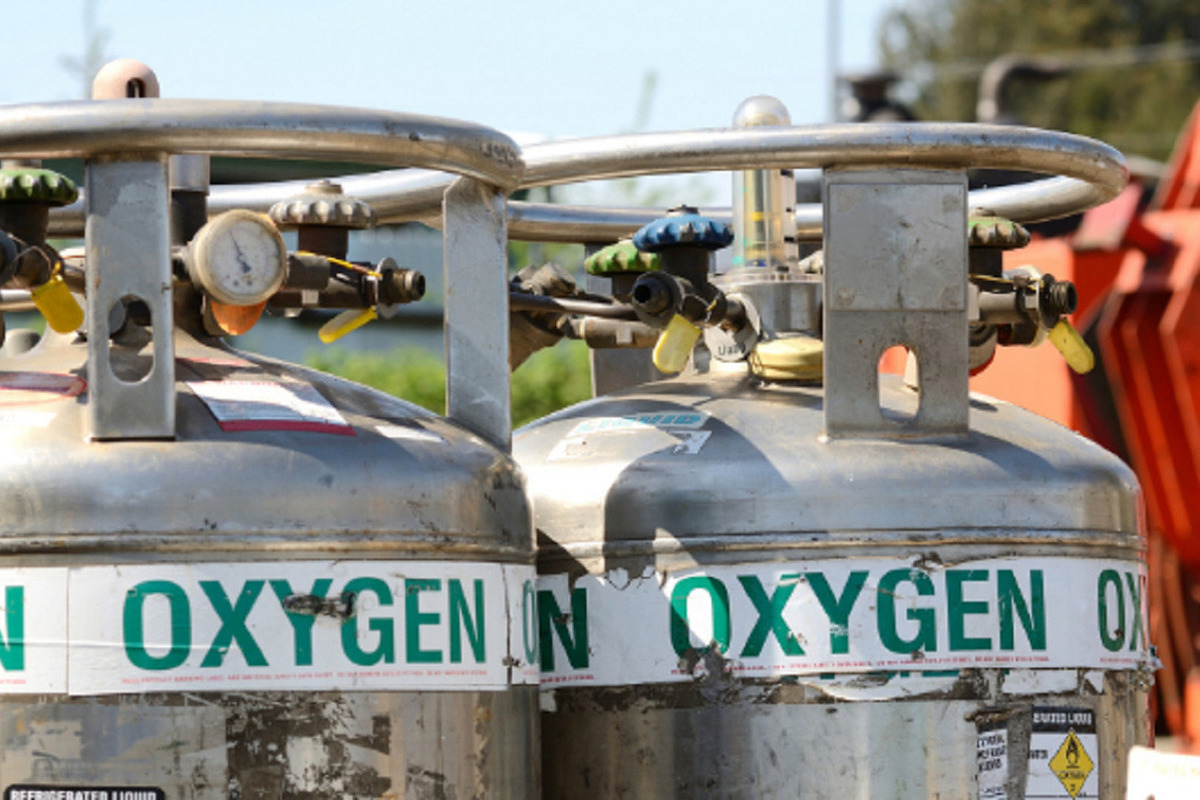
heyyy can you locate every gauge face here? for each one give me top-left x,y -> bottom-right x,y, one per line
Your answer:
188,210 -> 287,306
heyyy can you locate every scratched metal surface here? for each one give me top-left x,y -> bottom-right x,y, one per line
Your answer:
0,332 -> 538,798
0,333 -> 530,557
515,372 -> 1147,798
517,372 -> 1140,571
0,690 -> 538,799
539,675 -> 1144,799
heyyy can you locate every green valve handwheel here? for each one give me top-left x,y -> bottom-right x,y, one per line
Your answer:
0,167 -> 83,335
0,167 -> 79,206
585,239 -> 659,276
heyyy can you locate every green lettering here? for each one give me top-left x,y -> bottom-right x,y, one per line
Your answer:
269,578 -> 333,666
877,569 -> 936,654
341,577 -> 395,666
807,571 -> 868,654
947,570 -> 991,651
998,570 -> 1045,651
1097,569 -> 1125,652
449,579 -> 485,663
1125,571 -> 1144,652
670,576 -> 731,656
200,580 -> 267,668
124,580 -> 191,671
538,588 -> 589,670
405,578 -> 442,664
738,575 -> 802,657
0,587 -> 23,671
522,580 -> 539,665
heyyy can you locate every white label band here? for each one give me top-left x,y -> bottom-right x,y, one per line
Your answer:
0,561 -> 538,695
537,556 -> 1150,687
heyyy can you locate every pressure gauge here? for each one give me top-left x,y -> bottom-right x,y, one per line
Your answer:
187,210 -> 287,306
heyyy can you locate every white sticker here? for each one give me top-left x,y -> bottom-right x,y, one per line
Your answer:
537,557 -> 1149,687
0,372 -> 85,405
1026,707 -> 1098,799
0,410 -> 56,428
566,411 -> 710,436
671,430 -> 712,454
976,722 -> 1009,799
549,411 -> 712,460
1126,745 -> 1200,800
0,568 -> 69,694
376,424 -> 445,444
67,561 -> 537,695
187,380 -> 353,435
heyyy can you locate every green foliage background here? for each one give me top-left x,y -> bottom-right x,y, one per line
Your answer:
307,239 -> 594,428
880,0 -> 1200,160
307,338 -> 593,429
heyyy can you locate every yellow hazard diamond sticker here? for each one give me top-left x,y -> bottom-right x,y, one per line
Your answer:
1048,729 -> 1094,797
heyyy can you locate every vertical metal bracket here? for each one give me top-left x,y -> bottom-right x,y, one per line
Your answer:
85,157 -> 175,440
822,168 -> 968,437
443,177 -> 512,449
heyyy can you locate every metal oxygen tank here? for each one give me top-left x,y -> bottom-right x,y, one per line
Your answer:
0,61 -> 538,798
514,103 -> 1151,798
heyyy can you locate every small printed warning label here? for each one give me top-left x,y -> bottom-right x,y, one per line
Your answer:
976,720 -> 1009,799
1048,730 -> 1094,797
548,411 -> 712,460
1027,707 -> 1098,799
0,372 -> 85,405
4,786 -> 165,800
187,380 -> 353,435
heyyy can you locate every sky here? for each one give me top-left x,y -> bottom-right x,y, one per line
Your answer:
0,0 -> 898,139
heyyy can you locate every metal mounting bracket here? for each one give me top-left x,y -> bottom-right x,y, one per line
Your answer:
85,156 -> 175,440
822,168 -> 968,438
443,176 -> 512,449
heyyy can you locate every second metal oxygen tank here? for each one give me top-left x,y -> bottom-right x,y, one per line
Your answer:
515,109 -> 1151,798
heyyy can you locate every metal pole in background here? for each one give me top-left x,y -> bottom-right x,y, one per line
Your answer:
828,0 -> 842,121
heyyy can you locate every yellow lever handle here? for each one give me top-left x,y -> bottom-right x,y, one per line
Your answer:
652,314 -> 701,374
31,275 -> 84,334
1048,319 -> 1094,374
318,308 -> 377,344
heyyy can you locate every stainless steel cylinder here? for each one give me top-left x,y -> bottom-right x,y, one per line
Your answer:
514,372 -> 1149,798
0,331 -> 539,797
512,126 -> 1144,799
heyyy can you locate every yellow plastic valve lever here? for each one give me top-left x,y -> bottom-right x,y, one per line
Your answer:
1048,319 -> 1094,374
318,308 -> 377,344
652,314 -> 701,374
31,275 -> 83,334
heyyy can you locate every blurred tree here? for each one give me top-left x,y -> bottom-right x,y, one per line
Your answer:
879,0 -> 1200,159
59,0 -> 111,99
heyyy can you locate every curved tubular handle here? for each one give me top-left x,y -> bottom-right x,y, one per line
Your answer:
0,99 -> 523,191
51,122 -> 1124,241
9,99 -> 522,445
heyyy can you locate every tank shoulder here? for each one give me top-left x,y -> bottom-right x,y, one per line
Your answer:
513,372 -> 1140,545
0,334 -> 530,556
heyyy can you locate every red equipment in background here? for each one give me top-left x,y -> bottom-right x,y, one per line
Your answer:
970,102 -> 1200,747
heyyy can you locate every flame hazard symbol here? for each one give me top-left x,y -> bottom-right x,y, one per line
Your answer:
1048,730 -> 1094,798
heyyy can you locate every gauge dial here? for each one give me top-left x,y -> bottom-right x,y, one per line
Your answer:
187,210 -> 287,306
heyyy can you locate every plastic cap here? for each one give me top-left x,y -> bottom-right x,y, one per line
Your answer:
210,300 -> 266,336
318,308 -> 377,344
31,275 -> 84,333
1048,319 -> 1094,374
652,314 -> 701,373
748,336 -> 824,381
